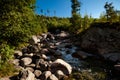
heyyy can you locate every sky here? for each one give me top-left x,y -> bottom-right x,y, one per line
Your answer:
35,0 -> 120,18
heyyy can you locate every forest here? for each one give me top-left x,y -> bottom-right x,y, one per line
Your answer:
0,0 -> 120,80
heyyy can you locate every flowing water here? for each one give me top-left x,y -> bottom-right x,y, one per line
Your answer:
47,31 -> 118,80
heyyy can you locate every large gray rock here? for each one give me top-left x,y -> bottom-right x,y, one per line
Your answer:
72,51 -> 92,59
103,53 -> 120,62
40,71 -> 52,80
80,27 -> 120,55
55,70 -> 65,79
50,59 -> 72,75
20,57 -> 32,66
35,59 -> 49,71
12,59 -> 20,66
25,67 -> 34,72
18,69 -> 35,80
48,74 -> 58,80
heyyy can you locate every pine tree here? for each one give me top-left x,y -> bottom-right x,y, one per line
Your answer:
104,2 -> 117,22
71,0 -> 80,15
70,0 -> 81,33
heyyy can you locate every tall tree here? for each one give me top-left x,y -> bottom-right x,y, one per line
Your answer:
71,0 -> 80,15
104,2 -> 117,22
70,0 -> 81,33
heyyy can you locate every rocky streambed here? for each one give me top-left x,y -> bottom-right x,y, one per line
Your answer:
1,30 -> 120,80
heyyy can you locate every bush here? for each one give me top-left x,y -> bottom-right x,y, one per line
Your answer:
0,42 -> 16,77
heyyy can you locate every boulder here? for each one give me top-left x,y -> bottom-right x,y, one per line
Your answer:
41,33 -> 47,39
22,47 -> 28,54
34,70 -> 42,78
80,27 -> 120,55
47,32 -> 55,40
50,59 -> 72,75
26,63 -> 36,68
40,48 -> 49,54
55,70 -> 65,79
72,51 -> 92,59
27,45 -> 39,53
103,53 -> 120,62
29,35 -> 40,45
48,74 -> 58,80
48,49 -> 62,57
25,67 -> 34,72
12,59 -> 20,66
20,57 -> 32,66
14,50 -> 23,58
18,69 -> 35,80
23,53 -> 34,57
40,71 -> 52,80
35,59 -> 49,71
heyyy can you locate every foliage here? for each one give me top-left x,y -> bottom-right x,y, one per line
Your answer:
0,42 -> 16,77
70,14 -> 82,33
66,71 -> 106,80
37,15 -> 71,32
98,12 -> 107,22
0,42 -> 14,63
0,62 -> 17,77
0,0 -> 42,46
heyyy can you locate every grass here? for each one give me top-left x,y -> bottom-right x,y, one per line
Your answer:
0,62 -> 18,78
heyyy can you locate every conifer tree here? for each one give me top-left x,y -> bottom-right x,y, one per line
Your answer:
70,0 -> 81,33
104,2 -> 117,22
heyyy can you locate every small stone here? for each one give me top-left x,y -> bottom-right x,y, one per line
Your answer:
14,50 -> 23,58
34,70 -> 42,78
29,35 -> 40,45
41,54 -> 48,60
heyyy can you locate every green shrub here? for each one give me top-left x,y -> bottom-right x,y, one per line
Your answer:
0,42 -> 16,77
0,42 -> 14,63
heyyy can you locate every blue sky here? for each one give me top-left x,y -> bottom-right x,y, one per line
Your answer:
35,0 -> 120,18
